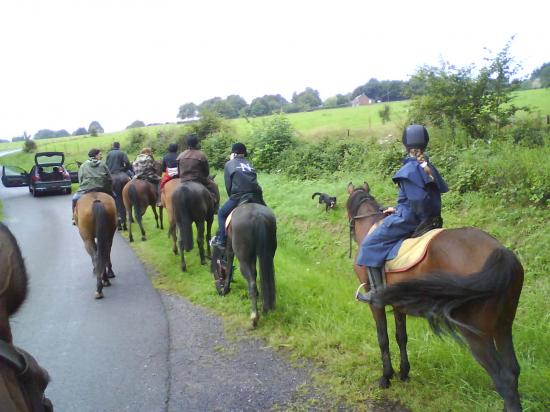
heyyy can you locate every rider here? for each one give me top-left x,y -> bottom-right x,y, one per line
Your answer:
176,134 -> 220,212
355,124 -> 448,303
132,147 -> 162,206
105,141 -> 133,177
160,143 -> 180,187
210,142 -> 265,250
72,148 -> 113,224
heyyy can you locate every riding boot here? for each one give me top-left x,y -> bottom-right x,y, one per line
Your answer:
355,266 -> 384,304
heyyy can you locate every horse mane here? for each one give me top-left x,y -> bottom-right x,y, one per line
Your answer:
347,189 -> 380,218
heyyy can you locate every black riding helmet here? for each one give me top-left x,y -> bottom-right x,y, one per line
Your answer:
231,142 -> 247,157
402,124 -> 429,150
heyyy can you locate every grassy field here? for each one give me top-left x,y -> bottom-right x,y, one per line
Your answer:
1,89 -> 549,410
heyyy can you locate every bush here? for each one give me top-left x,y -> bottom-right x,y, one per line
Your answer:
251,115 -> 295,172
22,138 -> 37,153
202,131 -> 233,170
127,129 -> 148,153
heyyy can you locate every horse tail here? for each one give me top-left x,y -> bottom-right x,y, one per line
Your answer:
128,183 -> 140,225
374,247 -> 523,340
174,186 -> 193,252
312,192 -> 321,199
256,215 -> 277,311
93,200 -> 110,277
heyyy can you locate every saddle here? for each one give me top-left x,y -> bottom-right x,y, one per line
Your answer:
385,228 -> 444,273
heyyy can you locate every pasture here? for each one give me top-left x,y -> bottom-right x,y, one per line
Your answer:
1,91 -> 549,410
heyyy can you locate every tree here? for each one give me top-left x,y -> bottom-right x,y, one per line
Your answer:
291,87 -> 322,110
188,110 -> 226,140
408,39 -> 525,141
178,102 -> 198,120
126,120 -> 146,129
378,104 -> 391,124
251,115 -> 295,172
88,121 -> 104,135
22,132 -> 36,152
528,62 -> 550,89
73,127 -> 88,136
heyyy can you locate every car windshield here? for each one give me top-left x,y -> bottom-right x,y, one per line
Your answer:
36,153 -> 63,165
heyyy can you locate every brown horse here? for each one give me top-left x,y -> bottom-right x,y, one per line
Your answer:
111,171 -> 131,231
122,179 -> 160,242
159,178 -> 183,255
74,192 -> 117,299
347,182 -> 524,411
0,222 -> 53,411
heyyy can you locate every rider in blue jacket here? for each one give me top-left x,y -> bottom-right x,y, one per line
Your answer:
356,124 -> 448,303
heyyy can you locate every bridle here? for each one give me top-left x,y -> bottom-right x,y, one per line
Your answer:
348,189 -> 384,258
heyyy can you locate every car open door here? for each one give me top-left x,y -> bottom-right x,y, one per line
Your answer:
1,165 -> 29,187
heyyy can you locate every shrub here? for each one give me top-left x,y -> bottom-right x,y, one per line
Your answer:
202,131 -> 233,170
22,138 -> 37,153
251,115 -> 295,172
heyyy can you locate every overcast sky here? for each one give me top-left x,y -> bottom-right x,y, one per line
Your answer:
0,0 -> 548,139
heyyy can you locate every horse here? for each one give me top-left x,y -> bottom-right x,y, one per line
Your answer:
111,171 -> 131,231
159,178 -> 183,256
171,181 -> 215,271
0,222 -> 53,411
210,203 -> 277,328
122,178 -> 160,242
346,182 -> 524,411
74,192 -> 117,299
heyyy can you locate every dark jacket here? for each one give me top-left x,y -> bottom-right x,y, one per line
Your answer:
161,152 -> 179,171
177,149 -> 210,183
356,156 -> 448,267
223,156 -> 262,200
105,148 -> 132,173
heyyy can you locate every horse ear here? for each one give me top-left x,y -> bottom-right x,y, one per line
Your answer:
363,181 -> 370,193
347,182 -> 354,194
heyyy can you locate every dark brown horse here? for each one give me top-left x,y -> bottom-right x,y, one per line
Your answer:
211,203 -> 277,328
347,182 -> 524,411
172,181 -> 215,271
111,171 -> 131,231
74,192 -> 117,299
0,222 -> 53,411
122,179 -> 160,242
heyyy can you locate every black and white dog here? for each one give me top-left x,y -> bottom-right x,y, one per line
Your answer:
312,192 -> 337,211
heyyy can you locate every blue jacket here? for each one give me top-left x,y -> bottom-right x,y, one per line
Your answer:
356,157 -> 448,267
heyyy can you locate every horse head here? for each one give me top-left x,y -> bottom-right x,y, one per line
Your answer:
210,244 -> 232,296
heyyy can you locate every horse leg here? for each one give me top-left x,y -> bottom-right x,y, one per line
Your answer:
240,258 -> 260,328
106,238 -> 115,278
83,239 -> 97,274
178,237 -> 187,272
494,326 -> 522,411
170,223 -> 178,255
159,205 -> 164,230
137,211 -> 147,241
127,210 -> 134,242
196,220 -> 206,265
393,309 -> 410,381
370,305 -> 394,388
152,204 -> 160,229
206,217 -> 213,258
463,332 -> 521,412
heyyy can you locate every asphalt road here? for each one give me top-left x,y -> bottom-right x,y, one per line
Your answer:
0,182 -> 321,411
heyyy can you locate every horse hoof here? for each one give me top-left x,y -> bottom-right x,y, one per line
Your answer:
141,236 -> 146,241
201,259 -> 207,265
129,237 -> 134,242
95,292 -> 104,299
250,313 -> 259,328
102,279 -> 111,287
107,272 -> 116,279
181,265 -> 187,272
379,376 -> 391,389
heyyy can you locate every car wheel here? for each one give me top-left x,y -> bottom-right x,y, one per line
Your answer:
31,187 -> 38,197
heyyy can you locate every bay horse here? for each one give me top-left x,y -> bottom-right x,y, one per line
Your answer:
210,203 -> 277,328
74,192 -> 117,299
122,178 -> 160,242
0,222 -> 53,411
347,182 -> 524,411
111,171 -> 131,231
172,181 -> 215,271
159,178 -> 183,256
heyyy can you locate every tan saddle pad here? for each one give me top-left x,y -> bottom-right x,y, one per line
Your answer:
385,229 -> 444,273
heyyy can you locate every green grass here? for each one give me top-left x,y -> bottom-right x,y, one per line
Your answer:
116,170 -> 549,411
514,88 -> 550,116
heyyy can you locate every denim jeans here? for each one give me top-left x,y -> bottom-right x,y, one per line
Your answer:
216,197 -> 239,243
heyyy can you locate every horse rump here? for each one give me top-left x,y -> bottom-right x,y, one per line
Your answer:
373,247 -> 523,339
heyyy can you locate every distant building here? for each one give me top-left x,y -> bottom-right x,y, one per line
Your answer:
351,94 -> 373,107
